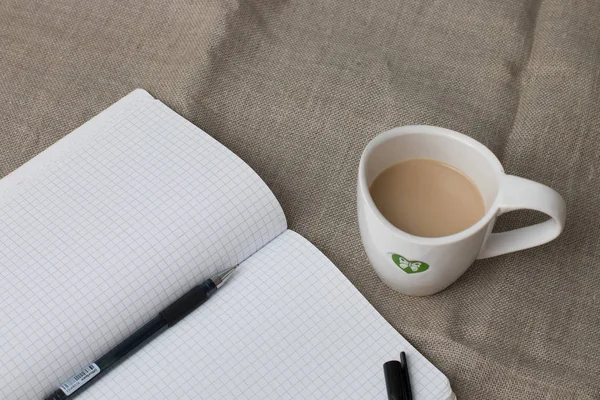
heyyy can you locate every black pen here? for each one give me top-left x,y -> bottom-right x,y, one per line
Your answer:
400,351 -> 413,400
44,266 -> 237,400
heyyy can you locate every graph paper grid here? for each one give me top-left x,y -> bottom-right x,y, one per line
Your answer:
80,230 -> 452,399
0,90 -> 451,399
0,91 -> 286,400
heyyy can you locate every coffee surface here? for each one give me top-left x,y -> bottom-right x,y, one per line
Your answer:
369,158 -> 485,237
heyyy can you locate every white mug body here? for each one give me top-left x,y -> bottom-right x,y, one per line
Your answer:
357,125 -> 565,296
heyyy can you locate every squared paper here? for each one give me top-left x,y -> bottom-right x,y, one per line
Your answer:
0,91 -> 286,399
0,90 -> 452,399
80,231 -> 452,399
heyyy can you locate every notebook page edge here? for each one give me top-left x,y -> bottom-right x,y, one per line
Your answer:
149,97 -> 288,232
0,89 -> 153,201
147,94 -> 289,260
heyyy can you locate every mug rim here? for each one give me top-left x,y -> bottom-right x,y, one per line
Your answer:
358,125 -> 505,245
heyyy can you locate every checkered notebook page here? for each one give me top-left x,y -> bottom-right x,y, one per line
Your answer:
79,230 -> 452,399
0,91 -> 286,400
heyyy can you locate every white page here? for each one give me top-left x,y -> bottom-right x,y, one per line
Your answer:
78,230 -> 452,400
0,91 -> 287,400
0,89 -> 151,198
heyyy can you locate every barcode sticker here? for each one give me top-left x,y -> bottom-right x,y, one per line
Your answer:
59,363 -> 100,395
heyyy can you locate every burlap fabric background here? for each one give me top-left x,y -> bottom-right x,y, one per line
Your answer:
1,1 -> 599,398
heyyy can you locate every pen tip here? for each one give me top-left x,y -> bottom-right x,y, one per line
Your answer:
212,265 -> 238,288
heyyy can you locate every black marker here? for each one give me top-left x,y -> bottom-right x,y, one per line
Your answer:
44,266 -> 237,400
383,360 -> 404,400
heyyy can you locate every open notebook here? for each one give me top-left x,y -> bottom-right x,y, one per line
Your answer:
0,90 -> 454,400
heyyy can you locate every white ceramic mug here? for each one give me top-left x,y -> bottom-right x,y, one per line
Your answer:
357,125 -> 566,296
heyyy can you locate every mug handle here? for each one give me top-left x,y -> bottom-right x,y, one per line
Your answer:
476,175 -> 566,259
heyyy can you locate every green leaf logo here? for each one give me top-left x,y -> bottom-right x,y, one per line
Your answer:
391,254 -> 429,274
